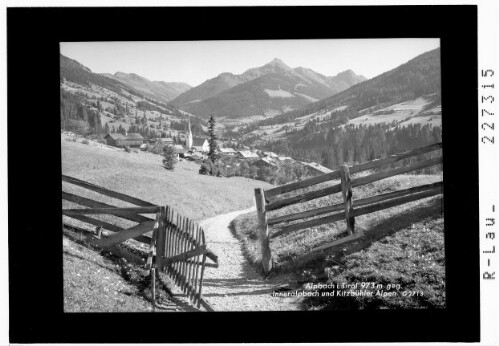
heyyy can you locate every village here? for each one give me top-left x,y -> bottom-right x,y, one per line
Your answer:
78,117 -> 334,182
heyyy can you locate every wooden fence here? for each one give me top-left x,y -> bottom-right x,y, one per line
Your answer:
254,142 -> 443,274
62,175 -> 217,311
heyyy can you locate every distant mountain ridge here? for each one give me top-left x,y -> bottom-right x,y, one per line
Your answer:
170,58 -> 366,118
60,54 -> 136,96
262,47 -> 442,125
102,72 -> 191,103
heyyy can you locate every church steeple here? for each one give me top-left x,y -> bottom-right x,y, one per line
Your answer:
186,117 -> 193,149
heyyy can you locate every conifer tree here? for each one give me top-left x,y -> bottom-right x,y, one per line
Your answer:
208,115 -> 219,162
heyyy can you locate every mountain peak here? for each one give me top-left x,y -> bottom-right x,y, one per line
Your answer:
331,69 -> 368,84
265,58 -> 290,70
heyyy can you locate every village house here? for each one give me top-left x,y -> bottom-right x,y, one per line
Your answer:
157,137 -> 174,145
303,162 -> 333,175
187,153 -> 205,162
237,150 -> 260,160
218,147 -> 237,156
191,138 -> 209,153
172,144 -> 190,158
276,156 -> 295,163
104,133 -> 144,148
263,151 -> 278,158
253,156 -> 276,168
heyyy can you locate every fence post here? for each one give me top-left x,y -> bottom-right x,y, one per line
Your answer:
339,164 -> 355,235
151,267 -> 156,311
255,188 -> 272,275
155,206 -> 167,270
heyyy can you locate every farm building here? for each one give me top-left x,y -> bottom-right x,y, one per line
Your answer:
104,133 -> 144,148
173,144 -> 190,158
218,147 -> 237,156
304,162 -> 333,174
263,151 -> 278,158
276,156 -> 295,162
253,156 -> 276,167
187,154 -> 205,162
191,138 -> 209,152
237,150 -> 260,160
157,137 -> 174,145
124,133 -> 144,147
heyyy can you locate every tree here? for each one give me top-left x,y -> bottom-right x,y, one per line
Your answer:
162,146 -> 178,170
239,161 -> 249,177
248,166 -> 258,180
208,115 -> 219,162
104,122 -> 110,134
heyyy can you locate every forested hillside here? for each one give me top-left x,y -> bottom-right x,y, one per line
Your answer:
60,89 -> 103,135
260,123 -> 442,170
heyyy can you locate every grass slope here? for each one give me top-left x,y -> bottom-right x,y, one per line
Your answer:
304,217 -> 445,309
63,236 -> 153,312
62,138 -> 274,222
232,174 -> 442,268
231,173 -> 444,309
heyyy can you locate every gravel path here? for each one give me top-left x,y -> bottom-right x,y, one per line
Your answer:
166,207 -> 302,311
197,207 -> 302,311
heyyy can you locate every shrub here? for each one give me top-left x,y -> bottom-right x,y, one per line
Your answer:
81,139 -> 90,145
199,159 -> 213,175
124,146 -> 131,153
162,146 -> 178,170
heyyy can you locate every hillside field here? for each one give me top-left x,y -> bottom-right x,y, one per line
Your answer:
61,137 -> 274,223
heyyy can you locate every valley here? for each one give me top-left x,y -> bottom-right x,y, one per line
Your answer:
60,41 -> 445,313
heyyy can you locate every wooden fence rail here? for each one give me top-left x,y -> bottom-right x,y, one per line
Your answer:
254,142 -> 443,274
62,176 -> 217,311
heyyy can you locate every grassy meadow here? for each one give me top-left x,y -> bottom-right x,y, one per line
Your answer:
62,137 -> 273,224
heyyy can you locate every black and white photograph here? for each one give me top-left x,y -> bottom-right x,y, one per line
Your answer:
60,39 -> 445,312
7,5 -> 485,343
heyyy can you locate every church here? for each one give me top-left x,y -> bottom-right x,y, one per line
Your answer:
186,118 -> 209,152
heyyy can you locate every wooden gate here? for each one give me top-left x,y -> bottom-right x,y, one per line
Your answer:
151,206 -> 213,311
62,175 -> 217,311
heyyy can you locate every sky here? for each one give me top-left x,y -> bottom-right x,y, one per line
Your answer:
60,39 -> 440,87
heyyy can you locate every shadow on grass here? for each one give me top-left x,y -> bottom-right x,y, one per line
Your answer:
63,250 -> 116,273
337,196 -> 443,260
63,227 -> 200,312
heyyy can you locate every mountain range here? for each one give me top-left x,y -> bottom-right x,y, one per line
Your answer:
260,47 -> 442,126
101,72 -> 191,103
171,58 -> 366,118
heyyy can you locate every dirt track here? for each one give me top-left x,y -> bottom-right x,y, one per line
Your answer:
168,207 -> 302,311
